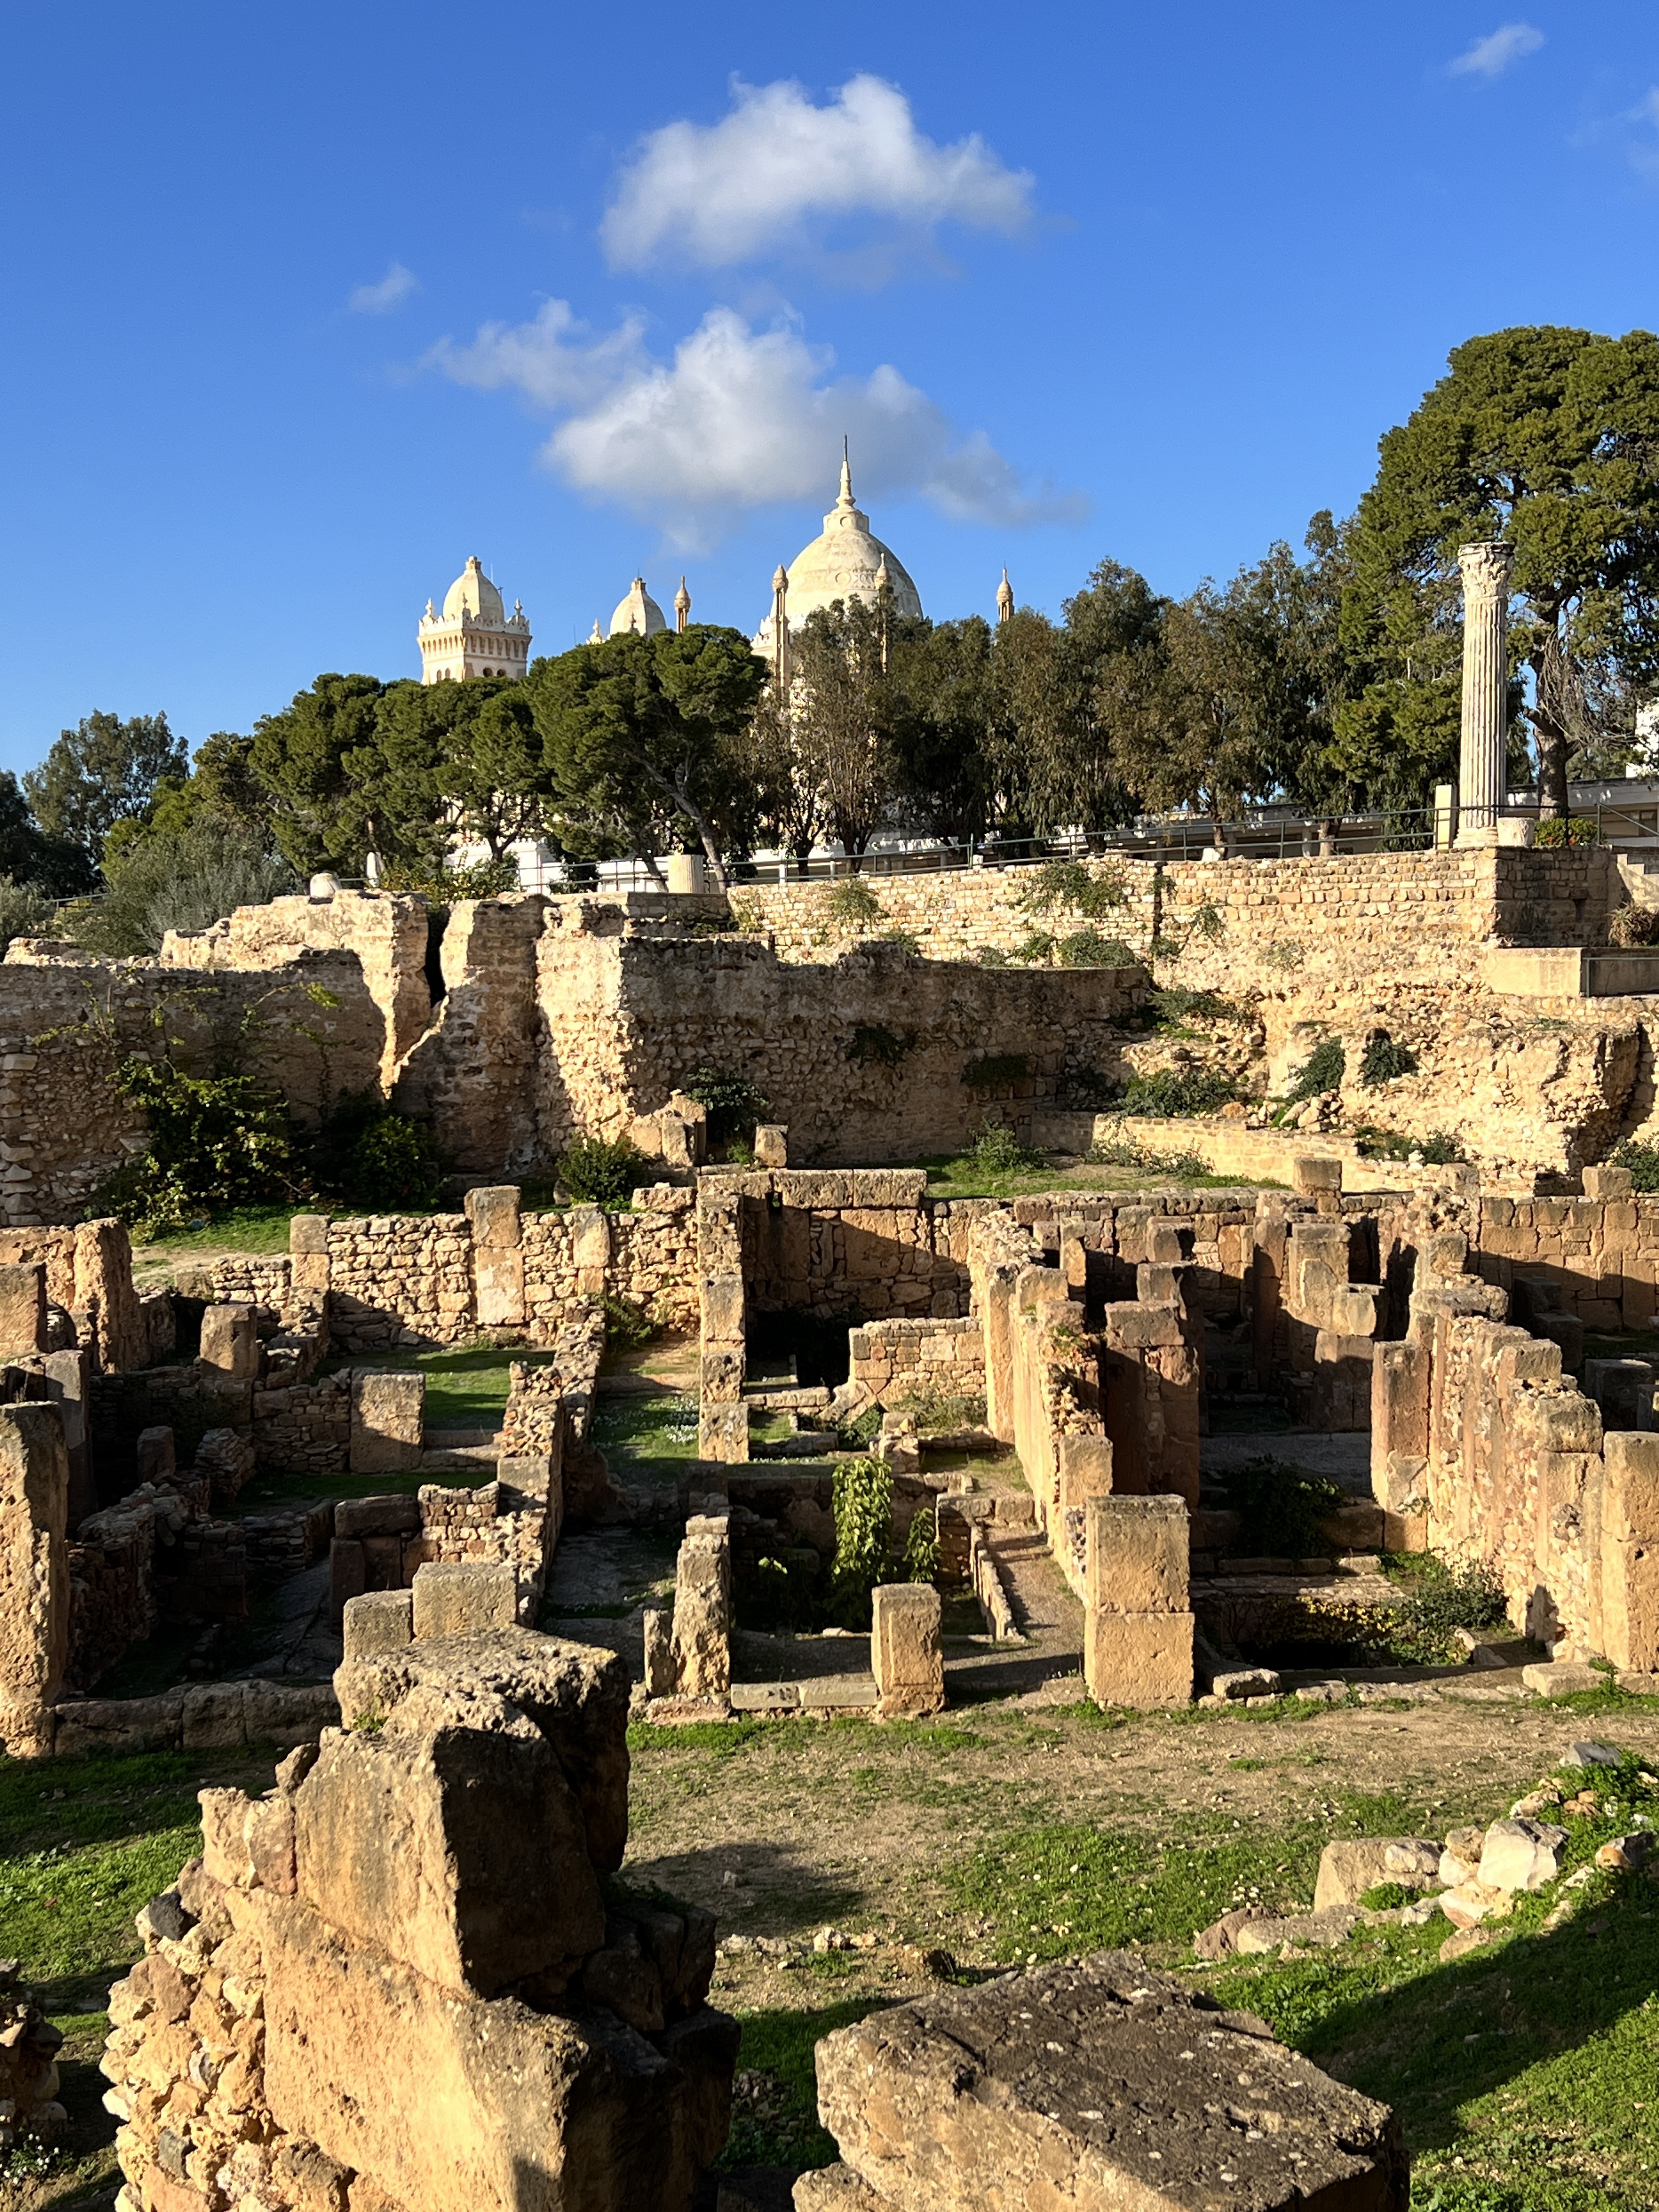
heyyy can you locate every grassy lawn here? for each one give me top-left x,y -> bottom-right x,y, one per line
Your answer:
590,1391 -> 701,1483
328,1340 -> 565,1428
0,1743 -> 281,2208
914,1149 -> 1265,1200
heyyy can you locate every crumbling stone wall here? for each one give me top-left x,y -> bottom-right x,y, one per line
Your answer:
101,1619 -> 737,2212
0,950 -> 384,1225
1372,1283 -> 1659,1668
0,1401 -> 69,1754
739,845 -> 1619,981
161,885 -> 432,1079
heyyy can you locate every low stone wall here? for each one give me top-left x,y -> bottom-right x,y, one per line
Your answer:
736,844 -> 1619,982
846,1314 -> 985,1413
1373,1279 -> 1659,1667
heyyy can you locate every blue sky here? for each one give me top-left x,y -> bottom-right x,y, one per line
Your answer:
2,2 -> 1657,778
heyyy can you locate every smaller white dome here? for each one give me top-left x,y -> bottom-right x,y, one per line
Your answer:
610,576 -> 666,637
442,555 -> 505,626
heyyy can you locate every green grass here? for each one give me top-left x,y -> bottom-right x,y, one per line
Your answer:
914,1150 -> 1249,1200
331,1341 -> 565,1429
132,1203 -> 300,1259
717,1998 -> 882,2171
590,1392 -> 701,1474
0,1746 -> 271,2007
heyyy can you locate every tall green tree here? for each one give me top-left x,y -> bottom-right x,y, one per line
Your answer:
248,674 -> 388,874
1341,325 -> 1659,817
886,614 -> 1001,843
24,710 -> 187,867
526,625 -> 765,889
988,561 -> 1163,832
786,596 -> 900,866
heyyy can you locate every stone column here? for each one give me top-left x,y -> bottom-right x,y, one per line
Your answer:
1455,540 -> 1514,846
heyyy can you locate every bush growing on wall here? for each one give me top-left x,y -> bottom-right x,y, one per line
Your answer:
1359,1029 -> 1418,1086
557,1135 -> 650,1207
97,1062 -> 296,1237
829,1455 -> 894,1629
684,1068 -> 772,1151
311,1090 -> 443,1210
1114,1067 -> 1238,1118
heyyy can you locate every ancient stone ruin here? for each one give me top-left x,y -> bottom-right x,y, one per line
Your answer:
101,1602 -> 737,2212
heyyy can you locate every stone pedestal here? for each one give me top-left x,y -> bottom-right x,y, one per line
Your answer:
1454,540 -> 1515,847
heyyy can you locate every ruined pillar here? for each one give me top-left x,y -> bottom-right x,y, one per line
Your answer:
466,1184 -> 525,1328
1082,1493 -> 1193,1710
0,1402 -> 70,1755
1454,540 -> 1514,846
871,1583 -> 944,1717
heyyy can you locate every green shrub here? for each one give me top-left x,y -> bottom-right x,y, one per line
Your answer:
1015,858 -> 1130,921
1359,1030 -> 1418,1086
1261,940 -> 1304,973
1223,1454 -> 1346,1559
1350,1124 -> 1414,1162
1612,1138 -> 1659,1192
602,1294 -> 655,1351
1087,1137 -> 1211,1178
970,1121 -> 1045,1175
380,855 -> 521,899
0,876 -> 60,955
1533,816 -> 1599,848
977,945 -> 1012,968
1011,929 -> 1058,964
1393,1555 -> 1508,1651
1418,1130 -> 1466,1164
822,877 -> 885,929
97,1062 -> 296,1237
962,1052 -> 1034,1093
1114,1067 -> 1238,1118
1151,988 -> 1239,1031
558,1135 -> 650,1206
683,1068 -> 772,1149
902,1504 -> 940,1584
877,927 -> 922,956
1056,928 -> 1137,968
829,1456 -> 894,1628
1278,1037 -> 1346,1110
837,1404 -> 883,1451
312,1090 -> 443,1210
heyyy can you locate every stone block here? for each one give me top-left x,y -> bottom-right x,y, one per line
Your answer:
1521,1659 -> 1604,1697
1056,1433 -> 1113,1513
698,1402 -> 749,1464
263,1897 -> 738,2212
332,1625 -> 632,1872
350,1372 -> 425,1474
1477,1818 -> 1568,1892
1313,1837 -> 1441,1914
245,1789 -> 298,1895
290,1212 -> 331,1255
342,1588 -> 415,1660
810,1952 -> 1406,2212
0,1261 -> 46,1358
199,1302 -> 259,1379
1291,1154 -> 1344,1194
334,1492 -> 421,1538
329,1537 -> 365,1626
0,1401 -> 69,1756
700,1273 -> 746,1341
413,1560 -> 518,1640
242,1680 -> 338,1747
134,1425 -> 176,1485
465,1184 -> 522,1249
295,1697 -> 604,1997
753,1125 -> 789,1168
1084,1609 -> 1193,1709
182,1682 -> 247,1750
870,1583 -> 944,1717
1584,1165 -> 1635,1200
1085,1493 -> 1188,1613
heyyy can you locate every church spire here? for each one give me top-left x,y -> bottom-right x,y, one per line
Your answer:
996,566 -> 1014,625
674,576 -> 691,634
837,435 -> 854,512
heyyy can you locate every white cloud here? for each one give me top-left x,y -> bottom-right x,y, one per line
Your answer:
349,262 -> 419,314
428,300 -> 1081,550
1448,22 -> 1544,78
601,75 -> 1034,274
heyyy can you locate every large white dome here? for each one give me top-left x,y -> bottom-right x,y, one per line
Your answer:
755,455 -> 922,650
442,554 -> 505,626
610,576 -> 667,637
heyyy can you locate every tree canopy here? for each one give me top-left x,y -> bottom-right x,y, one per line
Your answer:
1341,325 -> 1659,816
24,710 -> 187,867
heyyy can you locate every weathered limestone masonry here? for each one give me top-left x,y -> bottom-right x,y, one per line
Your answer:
159,887 -> 433,1081
643,1513 -> 733,1706
696,1168 -> 992,1461
0,946 -> 385,1224
1372,1277 -> 1659,1670
0,1402 -> 70,1756
101,1613 -> 740,2212
241,1190 -> 699,1355
1083,1494 -> 1195,1709
739,846 -> 1617,984
800,1951 -> 1408,2212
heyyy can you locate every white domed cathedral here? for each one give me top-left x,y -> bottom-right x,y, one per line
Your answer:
419,555 -> 533,682
752,447 -> 923,667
